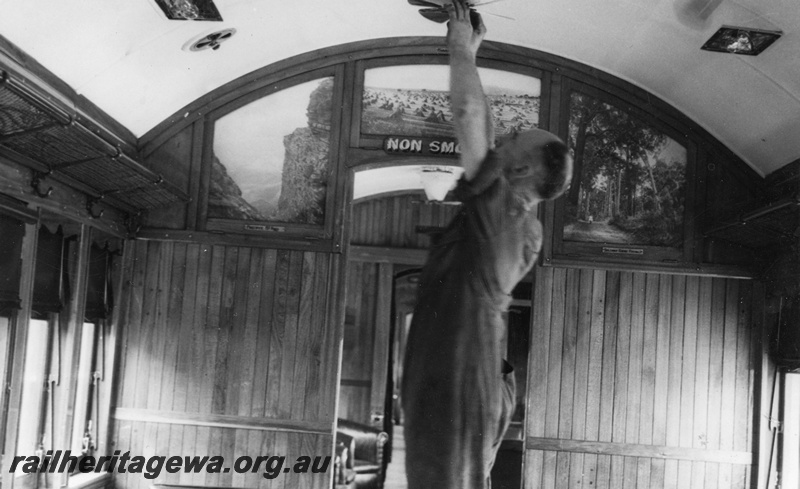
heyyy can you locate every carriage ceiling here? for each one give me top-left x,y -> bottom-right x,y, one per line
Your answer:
0,0 -> 798,178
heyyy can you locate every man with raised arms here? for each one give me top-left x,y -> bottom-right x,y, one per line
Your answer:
401,1 -> 573,487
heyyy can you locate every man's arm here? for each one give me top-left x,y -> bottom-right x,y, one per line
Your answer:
447,0 -> 494,181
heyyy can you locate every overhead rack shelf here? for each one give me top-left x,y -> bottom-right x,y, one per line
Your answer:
704,193 -> 800,249
0,68 -> 189,213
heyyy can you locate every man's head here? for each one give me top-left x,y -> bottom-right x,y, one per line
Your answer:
496,128 -> 573,202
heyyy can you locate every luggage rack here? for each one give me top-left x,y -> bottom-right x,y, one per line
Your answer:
0,68 -> 189,215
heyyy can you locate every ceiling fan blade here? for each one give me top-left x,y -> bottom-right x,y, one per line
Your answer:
469,0 -> 506,7
418,7 -> 450,23
408,0 -> 443,7
480,10 -> 514,20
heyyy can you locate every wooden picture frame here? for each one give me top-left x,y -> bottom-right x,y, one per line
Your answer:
198,66 -> 345,250
545,79 -> 698,269
351,57 -> 547,152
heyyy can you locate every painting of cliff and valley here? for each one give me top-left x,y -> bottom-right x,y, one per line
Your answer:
209,77 -> 333,225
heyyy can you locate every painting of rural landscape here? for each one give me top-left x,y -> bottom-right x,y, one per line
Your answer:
209,77 -> 333,225
564,91 -> 687,248
361,65 -> 540,138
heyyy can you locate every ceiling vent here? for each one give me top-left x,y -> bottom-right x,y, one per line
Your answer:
184,28 -> 236,52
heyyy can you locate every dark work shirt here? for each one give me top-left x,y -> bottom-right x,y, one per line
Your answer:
402,150 -> 542,489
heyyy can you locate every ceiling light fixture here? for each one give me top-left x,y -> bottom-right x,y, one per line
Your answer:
420,166 -> 460,201
701,26 -> 781,56
154,0 -> 223,21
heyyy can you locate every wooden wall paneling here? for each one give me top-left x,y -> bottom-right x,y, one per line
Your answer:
754,281 -> 772,489
173,244 -> 200,485
583,270 -> 606,487
338,259 -> 382,424
568,269 -> 593,487
306,252 -> 331,421
610,272 -> 632,488
555,268 -> 579,487
621,273 -> 642,488
210,246 -> 238,417
160,243 -> 189,485
189,244 -> 213,487
718,279 -> 740,487
690,277 -> 711,486
265,250 -> 291,420
197,245 -> 224,487
113,242 -> 143,489
664,275 -> 686,488
230,247 -> 263,488
542,268 -> 566,489
525,266 -> 553,489
636,274 -> 659,487
525,267 -> 761,489
144,241 -> 173,484
117,241 -> 146,409
596,271 -> 620,489
111,240 -> 339,489
650,274 -> 671,487
368,263 -> 392,428
290,252 -> 316,418
142,124 -> 194,229
251,249 -> 277,419
275,250 -> 303,418
223,247 -> 251,418
734,281 -> 753,488
677,275 -> 698,487
702,279 -> 724,488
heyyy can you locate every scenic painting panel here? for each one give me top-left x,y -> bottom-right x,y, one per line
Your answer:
210,77 -> 333,224
564,91 -> 688,248
361,65 -> 541,138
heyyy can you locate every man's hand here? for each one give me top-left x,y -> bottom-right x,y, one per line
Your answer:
446,0 -> 486,59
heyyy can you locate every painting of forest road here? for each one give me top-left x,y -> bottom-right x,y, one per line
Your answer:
564,92 -> 687,248
361,65 -> 541,138
209,77 -> 333,224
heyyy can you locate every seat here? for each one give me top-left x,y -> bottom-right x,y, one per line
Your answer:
336,419 -> 390,489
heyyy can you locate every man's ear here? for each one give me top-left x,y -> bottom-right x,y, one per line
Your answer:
542,141 -> 569,171
536,141 -> 572,199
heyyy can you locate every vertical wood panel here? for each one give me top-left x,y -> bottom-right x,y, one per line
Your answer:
526,267 -> 759,489
350,194 -> 461,249
529,267 -> 554,438
112,240 -> 339,489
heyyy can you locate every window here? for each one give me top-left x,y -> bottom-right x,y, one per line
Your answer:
16,318 -> 51,455
0,315 -> 13,445
71,321 -> 101,455
782,373 -> 800,488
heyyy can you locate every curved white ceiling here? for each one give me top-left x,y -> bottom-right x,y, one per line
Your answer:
1,0 -> 798,176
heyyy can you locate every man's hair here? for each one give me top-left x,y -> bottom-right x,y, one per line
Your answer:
536,140 -> 571,200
